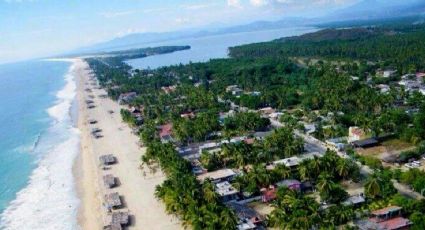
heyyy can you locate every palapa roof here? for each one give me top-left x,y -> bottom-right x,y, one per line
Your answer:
99,154 -> 116,165
105,192 -> 121,208
103,174 -> 116,188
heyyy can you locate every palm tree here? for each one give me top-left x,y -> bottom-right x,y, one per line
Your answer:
220,208 -> 238,229
202,180 -> 218,203
337,159 -> 352,179
274,164 -> 291,180
298,160 -> 311,181
364,175 -> 382,198
316,173 -> 336,197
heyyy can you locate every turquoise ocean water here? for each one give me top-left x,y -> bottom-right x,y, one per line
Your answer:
0,60 -> 80,229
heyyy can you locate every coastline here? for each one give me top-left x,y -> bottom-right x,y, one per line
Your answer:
73,59 -> 182,229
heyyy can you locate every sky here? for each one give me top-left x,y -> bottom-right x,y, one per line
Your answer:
0,0 -> 365,63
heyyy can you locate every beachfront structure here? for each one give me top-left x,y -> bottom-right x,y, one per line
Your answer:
104,192 -> 122,209
197,168 -> 237,183
356,206 -> 412,230
99,154 -> 116,166
103,174 -> 116,188
104,212 -> 129,230
227,202 -> 263,230
158,123 -> 174,143
117,92 -> 137,105
215,181 -> 239,202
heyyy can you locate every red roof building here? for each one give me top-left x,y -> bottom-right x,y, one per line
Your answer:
356,206 -> 413,230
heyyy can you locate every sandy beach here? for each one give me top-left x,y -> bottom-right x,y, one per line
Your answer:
73,59 -> 181,230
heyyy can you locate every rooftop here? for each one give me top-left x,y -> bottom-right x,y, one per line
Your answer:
215,181 -> 239,197
372,206 -> 402,216
197,169 -> 237,182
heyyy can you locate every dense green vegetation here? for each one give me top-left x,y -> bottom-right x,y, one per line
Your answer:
229,25 -> 425,73
89,21 -> 425,229
142,142 -> 238,229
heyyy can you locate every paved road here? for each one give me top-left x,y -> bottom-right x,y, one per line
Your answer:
271,118 -> 424,200
392,180 -> 424,200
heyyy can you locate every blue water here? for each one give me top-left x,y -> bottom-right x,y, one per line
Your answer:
0,61 -> 68,211
126,27 -> 318,69
0,60 -> 80,229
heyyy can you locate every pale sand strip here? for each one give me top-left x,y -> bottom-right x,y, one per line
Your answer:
73,59 -> 182,230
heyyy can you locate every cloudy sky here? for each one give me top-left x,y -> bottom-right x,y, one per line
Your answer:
0,0 -> 362,63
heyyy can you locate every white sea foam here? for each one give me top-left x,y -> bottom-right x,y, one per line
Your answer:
0,60 -> 81,230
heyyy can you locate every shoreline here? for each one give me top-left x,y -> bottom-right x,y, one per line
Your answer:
73,58 -> 182,229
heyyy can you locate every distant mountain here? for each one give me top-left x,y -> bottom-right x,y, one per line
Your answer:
72,0 -> 425,55
72,18 -> 310,54
326,0 -> 425,22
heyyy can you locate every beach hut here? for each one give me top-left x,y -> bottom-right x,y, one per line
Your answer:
103,174 -> 116,188
99,154 -> 116,165
104,192 -> 122,209
111,212 -> 129,226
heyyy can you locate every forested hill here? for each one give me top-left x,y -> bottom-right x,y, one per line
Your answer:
229,24 -> 425,73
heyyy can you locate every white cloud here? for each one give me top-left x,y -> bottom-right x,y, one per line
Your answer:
99,10 -> 136,18
181,3 -> 217,10
227,0 -> 242,8
250,0 -> 269,7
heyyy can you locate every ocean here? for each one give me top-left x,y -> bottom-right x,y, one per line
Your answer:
0,27 -> 314,230
0,60 -> 80,229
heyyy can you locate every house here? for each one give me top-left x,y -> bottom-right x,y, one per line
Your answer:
356,206 -> 412,230
326,137 -> 348,152
117,92 -> 137,105
226,85 -> 243,96
276,179 -> 302,191
258,107 -> 276,117
342,194 -> 365,207
227,202 -> 263,230
215,181 -> 239,202
198,142 -> 221,155
351,138 -> 379,148
158,123 -> 174,143
377,84 -> 391,94
348,126 -> 366,143
161,86 -> 177,94
378,70 -> 397,78
261,179 -> 301,202
269,156 -> 301,170
196,168 -> 237,183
